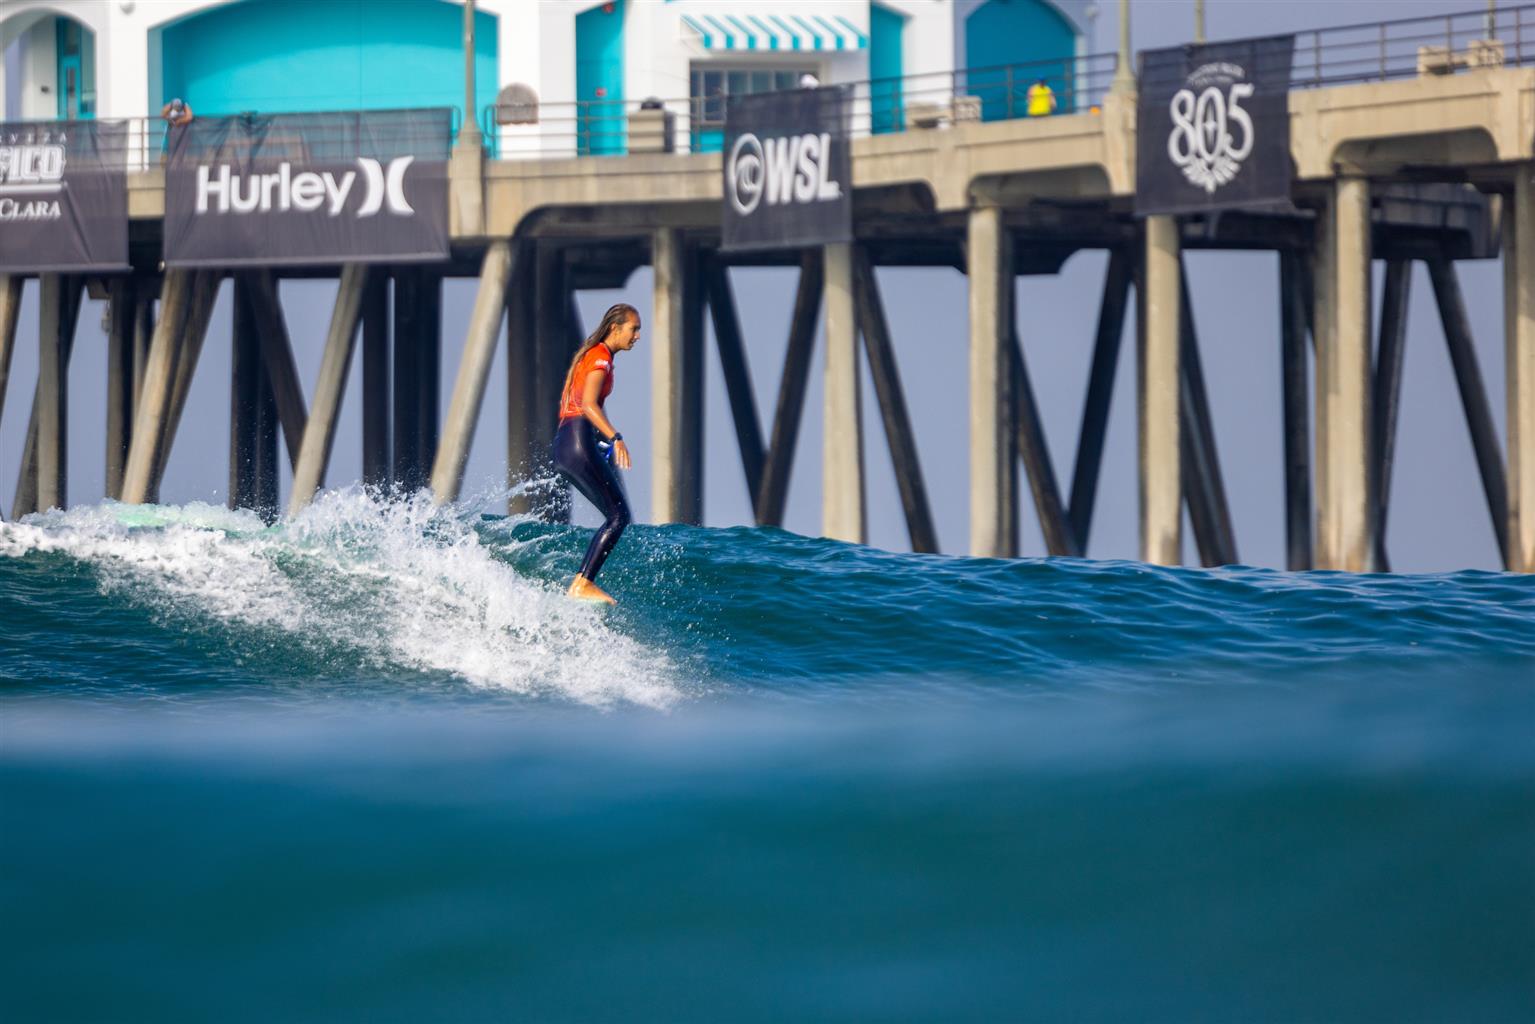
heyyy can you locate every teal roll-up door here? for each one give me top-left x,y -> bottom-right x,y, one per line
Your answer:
964,0 -> 1076,121
575,0 -> 626,155
870,3 -> 904,134
158,0 -> 497,122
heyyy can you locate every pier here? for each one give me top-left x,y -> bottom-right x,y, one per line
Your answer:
2,4 -> 1532,572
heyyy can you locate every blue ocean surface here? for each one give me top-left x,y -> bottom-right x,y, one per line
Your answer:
2,489 -> 1532,1023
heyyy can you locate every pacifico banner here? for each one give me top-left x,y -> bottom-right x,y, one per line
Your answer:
164,108 -> 451,268
1136,34 -> 1296,216
722,86 -> 852,253
0,120 -> 128,273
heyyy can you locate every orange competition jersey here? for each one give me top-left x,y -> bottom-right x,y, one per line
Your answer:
559,344 -> 615,421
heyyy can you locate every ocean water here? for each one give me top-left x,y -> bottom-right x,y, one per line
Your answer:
2,489 -> 1532,1023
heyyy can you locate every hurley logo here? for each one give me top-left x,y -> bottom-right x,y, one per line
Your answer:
727,131 -> 841,216
195,156 -> 416,216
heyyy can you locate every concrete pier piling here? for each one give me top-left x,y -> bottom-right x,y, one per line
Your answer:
966,206 -> 1015,559
822,240 -> 865,545
1140,215 -> 1181,567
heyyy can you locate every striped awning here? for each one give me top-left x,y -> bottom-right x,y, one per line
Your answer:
680,10 -> 868,51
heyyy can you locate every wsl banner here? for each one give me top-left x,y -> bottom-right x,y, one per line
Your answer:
164,108 -> 451,268
1136,35 -> 1296,216
0,121 -> 128,273
722,87 -> 851,253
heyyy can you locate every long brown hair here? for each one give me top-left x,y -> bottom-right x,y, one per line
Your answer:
562,303 -> 638,399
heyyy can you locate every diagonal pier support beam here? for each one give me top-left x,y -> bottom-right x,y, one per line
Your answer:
1371,259 -> 1412,572
756,250 -> 823,528
121,271 -> 196,506
287,264 -> 372,517
1279,252 -> 1314,570
1178,268 -> 1237,567
0,276 -> 22,434
242,271 -> 308,472
706,256 -> 766,514
152,272 -> 222,499
1508,167 -> 1535,573
1428,255 -> 1510,568
361,271 -> 391,490
433,241 -> 514,505
1066,250 -> 1132,555
854,248 -> 938,554
106,278 -> 137,501
1010,324 -> 1074,557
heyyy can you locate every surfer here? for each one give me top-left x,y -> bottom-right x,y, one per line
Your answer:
552,303 -> 639,604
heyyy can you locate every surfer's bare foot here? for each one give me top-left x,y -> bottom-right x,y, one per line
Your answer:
567,576 -> 616,605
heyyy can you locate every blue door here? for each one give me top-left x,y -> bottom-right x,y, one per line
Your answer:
964,0 -> 1077,121
576,1 -> 626,155
870,4 -> 905,134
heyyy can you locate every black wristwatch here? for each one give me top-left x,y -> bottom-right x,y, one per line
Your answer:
609,432 -> 623,443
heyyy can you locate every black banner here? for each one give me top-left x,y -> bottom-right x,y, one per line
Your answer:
722,87 -> 851,253
0,120 -> 128,273
1136,35 -> 1295,216
165,108 -> 451,268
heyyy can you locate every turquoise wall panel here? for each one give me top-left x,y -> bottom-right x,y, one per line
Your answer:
159,0 -> 497,121
869,3 -> 904,135
964,0 -> 1076,121
575,0 -> 625,155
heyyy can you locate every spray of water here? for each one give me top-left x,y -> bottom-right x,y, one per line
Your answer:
0,488 -> 679,707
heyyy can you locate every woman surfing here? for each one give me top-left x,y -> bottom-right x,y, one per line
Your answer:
552,303 -> 639,604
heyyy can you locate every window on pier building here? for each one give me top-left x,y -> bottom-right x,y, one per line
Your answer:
689,66 -> 813,153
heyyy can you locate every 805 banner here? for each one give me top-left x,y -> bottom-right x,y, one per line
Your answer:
1136,34 -> 1296,216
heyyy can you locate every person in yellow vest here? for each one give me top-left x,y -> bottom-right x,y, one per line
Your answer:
1026,78 -> 1056,117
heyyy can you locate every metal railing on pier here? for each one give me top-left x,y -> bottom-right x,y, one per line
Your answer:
1290,3 -> 1533,88
479,52 -> 1121,160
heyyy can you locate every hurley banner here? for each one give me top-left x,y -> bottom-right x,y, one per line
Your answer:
722,86 -> 851,253
164,108 -> 451,267
1136,34 -> 1296,216
0,120 -> 128,273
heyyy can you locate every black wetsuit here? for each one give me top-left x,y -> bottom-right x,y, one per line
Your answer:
552,417 -> 631,582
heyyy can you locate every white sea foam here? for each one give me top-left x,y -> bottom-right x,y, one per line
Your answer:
0,489 -> 679,707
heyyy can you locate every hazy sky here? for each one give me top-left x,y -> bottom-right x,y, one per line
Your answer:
0,0 -> 1517,572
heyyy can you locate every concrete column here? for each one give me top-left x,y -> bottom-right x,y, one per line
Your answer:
288,264 -> 370,517
1508,167 -> 1535,572
1140,216 -> 1181,565
651,228 -> 693,524
967,209 -> 1015,557
823,240 -> 866,544
36,275 -> 68,513
1317,176 -> 1374,572
432,241 -> 513,505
